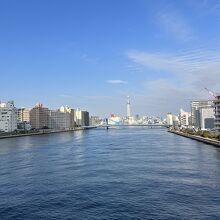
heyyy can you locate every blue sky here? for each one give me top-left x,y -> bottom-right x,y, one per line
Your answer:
1,0 -> 220,117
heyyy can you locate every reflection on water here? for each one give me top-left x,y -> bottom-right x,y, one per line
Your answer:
0,128 -> 220,219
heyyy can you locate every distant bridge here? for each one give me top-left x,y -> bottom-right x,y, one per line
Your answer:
98,124 -> 168,129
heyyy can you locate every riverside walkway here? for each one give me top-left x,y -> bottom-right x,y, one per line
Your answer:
169,130 -> 220,147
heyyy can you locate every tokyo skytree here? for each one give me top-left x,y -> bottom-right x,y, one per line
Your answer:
127,96 -> 131,117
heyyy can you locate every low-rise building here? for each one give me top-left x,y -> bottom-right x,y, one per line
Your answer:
90,116 -> 102,126
17,121 -> 32,131
0,101 -> 17,132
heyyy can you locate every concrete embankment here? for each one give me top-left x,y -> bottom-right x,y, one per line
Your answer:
168,130 -> 220,147
0,126 -> 97,140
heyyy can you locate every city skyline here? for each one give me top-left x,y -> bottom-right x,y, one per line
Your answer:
1,0 -> 220,117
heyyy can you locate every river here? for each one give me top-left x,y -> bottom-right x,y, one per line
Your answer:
0,127 -> 220,219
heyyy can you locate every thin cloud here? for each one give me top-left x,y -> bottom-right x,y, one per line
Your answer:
127,49 -> 220,88
157,11 -> 195,42
81,53 -> 99,64
126,48 -> 220,114
107,80 -> 128,84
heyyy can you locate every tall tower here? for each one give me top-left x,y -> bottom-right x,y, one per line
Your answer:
127,96 -> 131,117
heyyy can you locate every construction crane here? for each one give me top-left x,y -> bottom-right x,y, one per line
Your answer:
205,88 -> 219,99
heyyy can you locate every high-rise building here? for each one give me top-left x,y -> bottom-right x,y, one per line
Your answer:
30,103 -> 49,129
191,100 -> 213,126
75,108 -> 90,126
200,108 -> 215,130
75,108 -> 81,126
17,108 -> 30,122
0,101 -> 17,132
127,96 -> 131,118
214,95 -> 220,132
172,115 -> 179,129
179,108 -> 189,127
82,111 -> 90,126
166,113 -> 173,126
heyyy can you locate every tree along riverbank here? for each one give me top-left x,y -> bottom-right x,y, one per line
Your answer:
168,129 -> 220,147
0,127 -> 97,140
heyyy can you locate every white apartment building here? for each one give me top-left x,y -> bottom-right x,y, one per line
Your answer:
200,108 -> 215,130
191,100 -> 213,127
75,108 -> 82,126
166,113 -> 173,126
179,108 -> 189,127
74,108 -> 89,126
0,101 -> 17,133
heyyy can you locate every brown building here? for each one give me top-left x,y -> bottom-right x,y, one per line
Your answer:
30,103 -> 49,129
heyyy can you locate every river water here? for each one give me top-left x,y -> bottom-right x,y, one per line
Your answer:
0,128 -> 220,219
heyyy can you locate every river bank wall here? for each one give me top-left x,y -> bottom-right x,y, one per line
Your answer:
0,126 -> 97,140
168,130 -> 220,147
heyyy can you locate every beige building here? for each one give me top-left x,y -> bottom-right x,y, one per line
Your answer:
30,103 -> 49,129
18,108 -> 30,122
60,106 -> 75,128
49,109 -> 71,129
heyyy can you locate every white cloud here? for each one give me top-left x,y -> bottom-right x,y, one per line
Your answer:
107,80 -> 128,84
127,49 -> 220,89
126,48 -> 220,115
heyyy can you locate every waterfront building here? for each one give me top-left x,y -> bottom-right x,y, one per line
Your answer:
0,101 -> 17,133
17,108 -> 30,122
191,100 -> 213,126
90,116 -> 101,126
172,115 -> 180,129
214,95 -> 220,132
30,103 -> 49,129
82,111 -> 90,126
75,108 -> 81,126
166,113 -> 173,126
49,109 -> 71,129
60,106 -> 75,128
17,121 -> 32,131
75,108 -> 90,126
199,108 -> 215,130
179,108 -> 189,127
